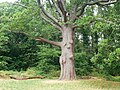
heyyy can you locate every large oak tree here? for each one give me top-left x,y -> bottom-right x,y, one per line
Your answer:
36,0 -> 117,80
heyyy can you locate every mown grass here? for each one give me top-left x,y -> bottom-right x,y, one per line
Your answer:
0,79 -> 120,90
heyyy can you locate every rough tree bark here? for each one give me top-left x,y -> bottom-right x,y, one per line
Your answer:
36,0 -> 117,80
59,25 -> 76,80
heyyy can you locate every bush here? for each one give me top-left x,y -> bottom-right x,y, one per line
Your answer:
106,48 -> 120,76
90,39 -> 115,75
36,45 -> 60,77
0,56 -> 11,70
0,70 -> 20,78
75,52 -> 92,76
25,67 -> 59,78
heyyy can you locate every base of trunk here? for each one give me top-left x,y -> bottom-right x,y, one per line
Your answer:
59,56 -> 76,80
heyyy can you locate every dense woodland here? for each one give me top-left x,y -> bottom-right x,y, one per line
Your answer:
0,0 -> 120,80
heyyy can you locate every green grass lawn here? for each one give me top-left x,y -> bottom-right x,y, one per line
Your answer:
0,79 -> 120,90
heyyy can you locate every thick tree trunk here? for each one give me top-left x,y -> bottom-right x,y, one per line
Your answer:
59,25 -> 76,80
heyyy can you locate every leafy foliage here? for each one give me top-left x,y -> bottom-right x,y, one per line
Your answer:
0,0 -> 120,80
75,52 -> 92,76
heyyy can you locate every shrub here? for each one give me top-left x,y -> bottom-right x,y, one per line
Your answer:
75,52 -> 92,76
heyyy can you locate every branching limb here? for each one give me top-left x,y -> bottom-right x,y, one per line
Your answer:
73,17 -> 117,29
77,0 -> 117,17
57,0 -> 67,22
98,0 -> 117,5
41,14 -> 62,31
57,0 -> 66,15
48,0 -> 53,8
76,4 -> 87,18
51,0 -> 63,18
73,19 -> 95,29
69,4 -> 79,22
36,37 -> 62,47
37,0 -> 61,27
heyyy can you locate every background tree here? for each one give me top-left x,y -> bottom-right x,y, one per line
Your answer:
91,0 -> 120,76
0,2 -> 13,70
0,2 -> 40,71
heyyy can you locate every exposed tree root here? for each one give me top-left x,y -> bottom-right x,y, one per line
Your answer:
9,76 -> 45,80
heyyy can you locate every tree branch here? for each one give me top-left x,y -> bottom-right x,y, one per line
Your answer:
48,0 -> 53,8
73,19 -> 95,29
73,17 -> 117,29
57,0 -> 66,14
77,0 -> 117,17
41,14 -> 62,31
98,0 -> 117,5
51,0 -> 63,19
36,37 -> 62,47
37,0 -> 61,27
69,4 -> 79,22
57,0 -> 67,22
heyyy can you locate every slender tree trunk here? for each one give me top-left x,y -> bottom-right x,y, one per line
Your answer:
59,25 -> 76,80
94,32 -> 98,54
